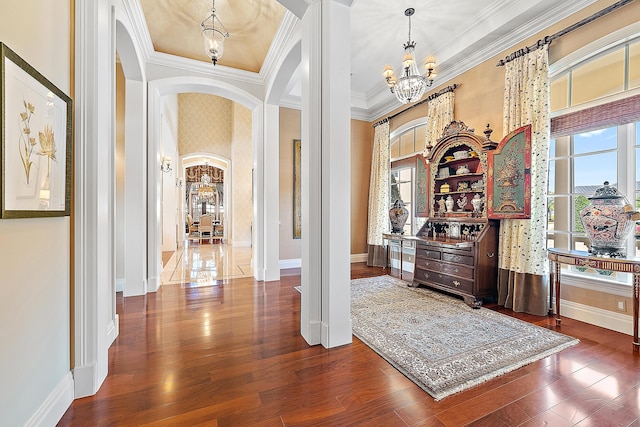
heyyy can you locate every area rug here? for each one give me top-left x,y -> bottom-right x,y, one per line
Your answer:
351,275 -> 579,401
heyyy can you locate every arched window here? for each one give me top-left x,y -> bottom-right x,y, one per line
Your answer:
548,28 -> 640,285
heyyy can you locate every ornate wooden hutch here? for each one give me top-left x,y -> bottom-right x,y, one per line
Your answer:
412,121 -> 499,307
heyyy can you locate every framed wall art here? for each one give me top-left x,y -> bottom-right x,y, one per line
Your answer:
487,124 -> 531,219
1,42 -> 72,218
293,139 -> 301,239
415,155 -> 429,217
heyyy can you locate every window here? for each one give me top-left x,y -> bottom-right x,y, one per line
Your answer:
390,122 -> 426,236
390,167 -> 413,235
549,35 -> 640,283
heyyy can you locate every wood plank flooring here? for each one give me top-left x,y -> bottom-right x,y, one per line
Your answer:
58,263 -> 640,426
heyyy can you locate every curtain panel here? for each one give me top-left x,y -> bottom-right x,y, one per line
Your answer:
367,121 -> 390,266
423,92 -> 455,156
498,46 -> 551,316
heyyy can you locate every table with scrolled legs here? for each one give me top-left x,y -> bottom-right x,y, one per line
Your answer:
548,248 -> 640,351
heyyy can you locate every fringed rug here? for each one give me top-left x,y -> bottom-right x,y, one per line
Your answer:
351,275 -> 579,401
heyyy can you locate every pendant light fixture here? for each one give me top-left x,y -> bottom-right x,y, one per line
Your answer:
201,0 -> 230,65
383,8 -> 436,104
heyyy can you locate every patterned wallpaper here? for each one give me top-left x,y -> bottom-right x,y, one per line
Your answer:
178,93 -> 252,246
178,93 -> 232,158
232,103 -> 253,246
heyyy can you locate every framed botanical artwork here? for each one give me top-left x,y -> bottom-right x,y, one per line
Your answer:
1,42 -> 72,218
487,124 -> 531,219
415,155 -> 429,217
293,139 -> 301,239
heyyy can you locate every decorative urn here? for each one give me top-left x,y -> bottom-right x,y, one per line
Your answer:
389,199 -> 409,234
579,181 -> 640,257
445,195 -> 454,213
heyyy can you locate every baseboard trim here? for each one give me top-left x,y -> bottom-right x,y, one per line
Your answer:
106,314 -> 119,347
147,276 -> 158,293
25,372 -> 74,427
115,278 -> 124,292
73,363 -> 97,398
279,254 -> 370,267
560,299 -> 633,336
350,253 -> 367,263
280,258 -> 301,269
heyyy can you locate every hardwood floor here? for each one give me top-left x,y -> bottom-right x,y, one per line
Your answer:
58,263 -> 640,426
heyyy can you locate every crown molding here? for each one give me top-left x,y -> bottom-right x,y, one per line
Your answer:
365,0 -> 597,123
260,11 -> 301,89
121,0 -> 154,62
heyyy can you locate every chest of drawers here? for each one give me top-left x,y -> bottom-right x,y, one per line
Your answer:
412,220 -> 499,308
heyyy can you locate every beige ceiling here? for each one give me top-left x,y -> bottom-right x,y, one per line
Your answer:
137,0 -> 597,119
139,0 -> 286,72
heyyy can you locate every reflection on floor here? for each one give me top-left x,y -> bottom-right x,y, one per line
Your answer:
161,239 -> 253,287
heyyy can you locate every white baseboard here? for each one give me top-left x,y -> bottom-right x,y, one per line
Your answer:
72,363 -> 97,398
560,299 -> 633,336
280,258 -> 301,269
147,276 -> 158,293
350,253 -> 367,263
279,254 -> 369,267
115,278 -> 124,292
25,372 -> 74,427
107,314 -> 119,347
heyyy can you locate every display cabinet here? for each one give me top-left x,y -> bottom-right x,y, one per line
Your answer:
412,121 -> 500,307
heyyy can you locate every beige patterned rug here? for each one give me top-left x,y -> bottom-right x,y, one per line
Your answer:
351,275 -> 579,401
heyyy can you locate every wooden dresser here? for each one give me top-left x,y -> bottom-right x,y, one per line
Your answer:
413,219 -> 499,307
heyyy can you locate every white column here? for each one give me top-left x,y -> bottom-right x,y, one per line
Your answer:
300,0 -> 352,348
263,104 -> 281,281
73,0 -> 116,397
252,105 -> 266,281
147,87 -> 162,292
123,79 -> 148,296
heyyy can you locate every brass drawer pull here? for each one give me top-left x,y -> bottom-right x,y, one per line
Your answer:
453,280 -> 461,287
454,268 -> 459,273
424,272 -> 430,279
487,252 -> 495,258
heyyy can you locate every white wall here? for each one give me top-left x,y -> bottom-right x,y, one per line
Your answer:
0,1 -> 74,425
161,94 -> 179,251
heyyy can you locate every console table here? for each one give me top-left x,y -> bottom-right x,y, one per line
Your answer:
548,248 -> 639,350
382,233 -> 417,281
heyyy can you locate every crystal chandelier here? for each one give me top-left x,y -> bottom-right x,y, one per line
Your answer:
201,0 -> 229,65
383,8 -> 436,104
198,173 -> 215,202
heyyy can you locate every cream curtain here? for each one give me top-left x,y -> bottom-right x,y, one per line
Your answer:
423,92 -> 455,156
367,121 -> 390,266
498,45 -> 551,316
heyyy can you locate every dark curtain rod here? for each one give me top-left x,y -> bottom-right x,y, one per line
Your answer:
496,0 -> 635,67
372,83 -> 459,128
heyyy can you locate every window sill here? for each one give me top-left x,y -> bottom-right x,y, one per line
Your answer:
560,270 -> 631,297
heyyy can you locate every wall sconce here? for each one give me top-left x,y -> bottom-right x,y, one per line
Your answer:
161,156 -> 172,173
176,177 -> 183,187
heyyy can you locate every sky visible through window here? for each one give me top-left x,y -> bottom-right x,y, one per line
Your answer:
549,127 -> 618,193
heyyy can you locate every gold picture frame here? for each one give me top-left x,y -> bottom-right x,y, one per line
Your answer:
293,139 -> 301,239
1,42 -> 72,218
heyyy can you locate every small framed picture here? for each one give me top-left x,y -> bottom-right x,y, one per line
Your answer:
1,43 -> 72,218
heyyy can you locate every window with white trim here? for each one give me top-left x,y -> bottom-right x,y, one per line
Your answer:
548,35 -> 640,284
390,123 -> 426,236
